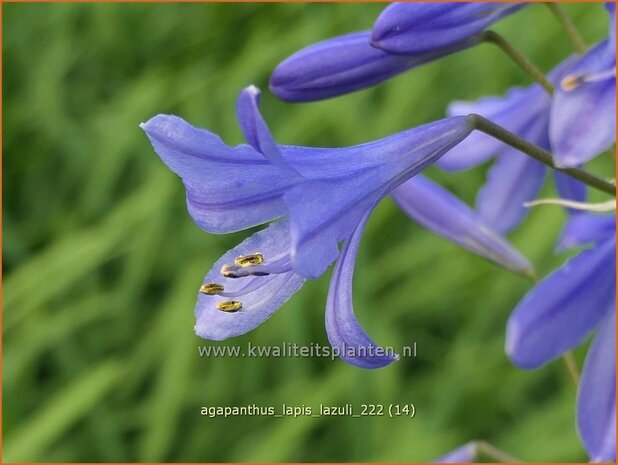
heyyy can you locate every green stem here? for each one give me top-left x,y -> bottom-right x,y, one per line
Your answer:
469,114 -> 616,196
545,3 -> 588,55
481,30 -> 554,95
476,441 -> 523,463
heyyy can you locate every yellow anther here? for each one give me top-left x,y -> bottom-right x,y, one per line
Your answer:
235,252 -> 264,267
200,283 -> 224,295
216,300 -> 243,312
561,74 -> 582,92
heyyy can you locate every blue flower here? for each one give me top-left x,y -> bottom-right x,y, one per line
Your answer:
506,213 -> 616,462
438,57 -> 586,233
269,3 -> 523,102
371,2 -> 525,54
142,86 -> 532,368
550,2 -> 616,167
440,3 -> 615,232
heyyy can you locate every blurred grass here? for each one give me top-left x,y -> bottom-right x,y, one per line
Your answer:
2,3 -> 610,462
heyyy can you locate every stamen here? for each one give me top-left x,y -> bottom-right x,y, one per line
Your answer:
221,264 -> 269,279
582,68 -> 616,84
220,255 -> 292,279
561,68 -> 616,91
221,264 -> 240,278
561,74 -> 584,91
200,283 -> 225,295
216,300 -> 243,312
218,274 -> 279,298
235,252 -> 264,267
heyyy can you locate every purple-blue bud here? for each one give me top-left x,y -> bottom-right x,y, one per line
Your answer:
269,31 -> 477,102
371,2 -> 525,55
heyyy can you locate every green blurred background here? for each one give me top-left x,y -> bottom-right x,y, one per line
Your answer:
3,3 -> 610,462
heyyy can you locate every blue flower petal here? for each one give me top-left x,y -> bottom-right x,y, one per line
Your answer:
557,214 -> 616,251
269,31 -> 477,102
236,86 -> 299,174
392,175 -> 534,277
577,308 -> 616,462
439,85 -> 549,171
372,2 -> 524,55
550,41 -> 616,167
141,114 -> 298,233
476,149 -> 547,233
285,173 -> 380,279
285,117 -> 473,278
325,207 -> 398,369
440,55 -> 577,172
195,220 -> 305,340
506,236 -> 616,369
434,442 -> 478,463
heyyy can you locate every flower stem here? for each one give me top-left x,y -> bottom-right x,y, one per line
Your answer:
469,114 -> 616,196
481,30 -> 554,94
563,351 -> 580,387
476,441 -> 523,463
545,3 -> 587,55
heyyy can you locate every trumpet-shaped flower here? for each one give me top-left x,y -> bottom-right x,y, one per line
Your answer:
550,2 -> 616,167
269,3 -> 523,102
142,86 -> 532,368
506,213 -> 616,462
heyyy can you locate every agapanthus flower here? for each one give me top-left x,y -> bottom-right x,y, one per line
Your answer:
439,2 -> 615,232
550,2 -> 616,167
437,57 -> 586,233
506,213 -> 616,462
142,85 -> 532,368
269,3 -> 524,102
